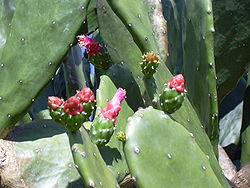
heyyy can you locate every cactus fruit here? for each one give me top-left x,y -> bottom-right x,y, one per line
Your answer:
64,96 -> 83,116
141,52 -> 160,78
90,88 -> 126,146
77,34 -> 110,70
76,88 -> 95,116
49,88 -> 95,132
90,116 -> 114,147
48,96 -> 64,111
159,74 -> 186,114
77,35 -> 101,57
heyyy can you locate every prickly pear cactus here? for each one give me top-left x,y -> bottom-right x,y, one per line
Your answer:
165,0 -> 219,144
0,0 -> 90,137
241,126 -> 250,168
96,75 -> 133,182
68,127 -> 119,188
90,116 -> 114,147
49,88 -> 95,132
124,108 -> 228,187
1,120 -> 84,188
159,74 -> 186,114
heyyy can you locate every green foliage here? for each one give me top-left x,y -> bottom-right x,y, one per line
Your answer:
0,0 -> 248,186
124,108 -> 227,188
213,0 -> 250,101
165,0 -> 218,142
0,0 -> 90,137
3,120 -> 84,188
241,126 -> 250,168
96,75 -> 133,182
68,128 -> 118,188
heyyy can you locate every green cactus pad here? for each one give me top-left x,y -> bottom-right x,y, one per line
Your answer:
159,86 -> 185,114
62,45 -> 89,98
106,0 -> 158,53
97,2 -> 229,185
68,128 -> 119,188
2,120 -> 84,188
241,126 -> 250,168
90,116 -> 114,147
0,0 -> 90,137
124,108 -> 225,188
241,69 -> 250,167
213,0 -> 250,101
105,65 -> 145,111
97,0 -> 145,93
166,0 -> 219,142
96,75 -> 133,182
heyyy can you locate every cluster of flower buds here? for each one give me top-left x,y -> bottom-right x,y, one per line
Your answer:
159,74 -> 186,114
48,88 -> 95,132
140,51 -> 160,78
90,88 -> 126,147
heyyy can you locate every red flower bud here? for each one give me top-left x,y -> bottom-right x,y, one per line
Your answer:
167,74 -> 185,93
63,96 -> 83,116
48,96 -> 63,110
77,35 -> 101,57
77,88 -> 95,103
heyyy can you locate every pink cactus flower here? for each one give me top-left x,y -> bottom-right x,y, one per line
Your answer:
77,35 -> 101,57
86,42 -> 101,57
63,96 -> 83,116
167,74 -> 185,93
77,88 -> 95,103
48,96 -> 63,110
99,88 -> 126,124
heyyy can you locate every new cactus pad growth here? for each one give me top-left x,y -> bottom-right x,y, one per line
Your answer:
48,88 -> 95,132
90,88 -> 126,146
160,74 -> 186,114
141,52 -> 160,78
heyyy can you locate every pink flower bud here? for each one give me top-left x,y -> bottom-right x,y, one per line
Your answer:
167,74 -> 185,93
86,42 -> 101,57
63,96 -> 83,116
99,88 -> 126,124
48,96 -> 63,110
77,35 -> 101,57
77,88 -> 95,103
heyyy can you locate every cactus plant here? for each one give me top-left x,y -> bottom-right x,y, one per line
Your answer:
1,120 -> 84,188
0,0 -> 248,187
0,0 -> 90,137
124,107 -> 227,187
68,127 -> 119,188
